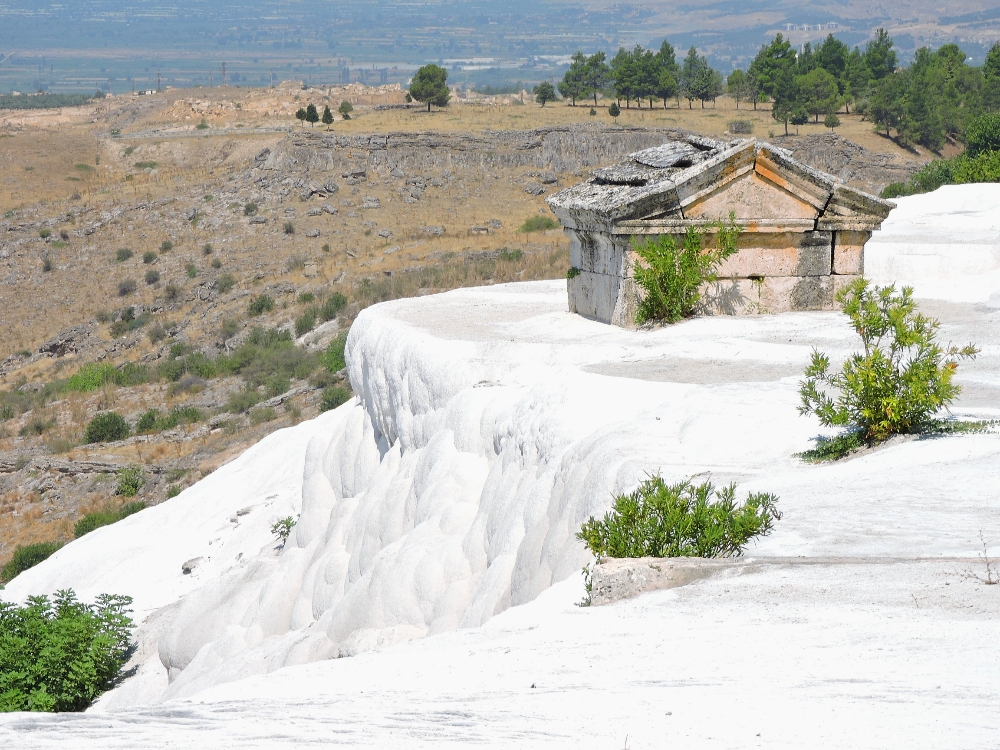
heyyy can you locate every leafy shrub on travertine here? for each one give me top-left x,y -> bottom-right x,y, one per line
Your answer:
320,331 -> 348,372
799,278 -> 979,443
1,542 -> 62,584
577,476 -> 780,559
74,501 -> 146,539
115,465 -> 144,497
0,590 -> 134,712
633,214 -> 741,324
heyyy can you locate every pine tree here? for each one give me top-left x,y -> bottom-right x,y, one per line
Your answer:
559,52 -> 587,105
305,103 -> 319,127
322,105 -> 333,127
410,64 -> 450,111
534,81 -> 557,106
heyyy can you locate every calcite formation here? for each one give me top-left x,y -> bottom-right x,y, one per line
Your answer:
547,137 -> 895,327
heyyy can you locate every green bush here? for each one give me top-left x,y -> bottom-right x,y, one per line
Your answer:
283,221 -> 295,235
142,251 -> 157,264
0,589 -> 134,712
114,248 -> 133,263
295,308 -> 317,336
271,516 -> 296,545
250,406 -> 277,424
243,202 -> 258,216
217,273 -> 236,294
799,278 -> 979,443
84,412 -> 130,444
164,283 -> 181,302
211,257 -> 222,269
248,294 -> 275,316
227,388 -> 262,414
298,292 -> 315,304
109,307 -> 151,337
74,501 -> 146,538
498,248 -> 523,262
964,112 -> 1000,157
320,386 -> 351,412
518,215 -> 558,232
633,215 -> 741,324
321,331 -> 348,372
1,542 -> 62,584
318,292 -> 347,321
166,485 -> 181,499
160,240 -> 173,252
144,269 -> 160,285
578,476 -> 781,559
135,406 -> 202,434
67,363 -> 118,392
117,279 -> 136,297
115,465 -> 144,497
185,263 -> 197,278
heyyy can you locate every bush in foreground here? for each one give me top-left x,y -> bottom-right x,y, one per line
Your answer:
320,386 -> 351,412
84,412 -> 130,444
799,278 -> 978,444
0,590 -> 134,712
1,542 -> 62,584
577,476 -> 780,559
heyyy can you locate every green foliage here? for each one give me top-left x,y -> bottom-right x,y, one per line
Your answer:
321,331 -> 348,373
1,542 -> 62,584
338,100 -> 353,118
305,103 -> 319,126
283,221 -> 295,235
409,64 -> 450,111
133,161 -> 158,169
320,386 -> 351,412
39,229 -> 51,239
295,309 -> 317,336
633,214 -> 741,324
322,105 -> 334,126
271,516 -> 296,544
0,589 -> 134,712
965,111 -> 1000,156
211,257 -> 222,269
217,273 -> 236,294
117,279 -> 136,297
318,292 -> 347,321
114,248 -> 133,263
566,266 -> 581,279
248,294 -> 275,316
227,388 -> 261,414
164,283 -> 181,302
518,215 -> 558,232
533,81 -> 557,106
243,201 -> 258,216
298,292 -> 315,304
577,476 -> 781,559
185,263 -> 197,278
115,465 -> 144,497
250,406 -> 277,424
144,269 -> 160,285
799,278 -> 979,443
67,362 -> 119,392
142,251 -> 157,264
84,412 -> 130,444
73,501 -> 146,538
159,240 -> 173,252
797,431 -> 866,462
0,93 -> 92,110
608,101 -> 620,119
135,406 -> 202,434
109,306 -> 150,337
166,485 -> 181,499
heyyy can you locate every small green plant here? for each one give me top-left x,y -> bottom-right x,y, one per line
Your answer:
84,412 -> 130,444
114,248 -> 133,263
321,243 -> 331,252
227,388 -> 262,414
298,292 -> 316,304
164,283 -> 181,302
160,240 -> 173,252
609,101 -> 620,121
799,279 -> 979,445
498,248 -> 523,262
42,257 -> 53,272
319,292 -> 347,321
320,386 -> 351,412
633,214 -> 741,325
166,485 -> 181,499
73,501 -> 146,538
243,201 -> 258,216
1,542 -> 62,584
114,465 -> 144,497
566,266 -> 580,279
185,263 -> 197,278
283,221 -> 295,235
210,257 -> 222,269
518,215 -> 558,232
248,294 -> 275,316
39,229 -> 51,239
250,406 -> 277,425
134,161 -> 158,169
202,243 -> 213,256
271,516 -> 297,546
295,309 -> 317,336
142,251 -> 157,264
0,589 -> 134,712
67,362 -> 118,392
321,331 -> 348,372
196,119 -> 209,129
220,317 -> 240,340
144,269 -> 160,285
117,279 -> 136,297
217,273 -> 236,294
577,475 -> 781,559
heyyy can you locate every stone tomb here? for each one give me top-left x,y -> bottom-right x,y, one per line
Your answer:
546,136 -> 894,327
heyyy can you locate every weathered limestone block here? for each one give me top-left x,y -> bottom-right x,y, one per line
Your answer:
589,557 -> 740,606
832,230 -> 870,275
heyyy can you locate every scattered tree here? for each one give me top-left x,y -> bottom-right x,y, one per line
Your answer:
533,80 -> 557,106
322,105 -> 333,127
409,64 -> 450,112
305,103 -> 319,127
338,100 -> 353,120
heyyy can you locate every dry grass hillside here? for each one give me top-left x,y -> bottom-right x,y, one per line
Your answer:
0,83 -> 926,572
